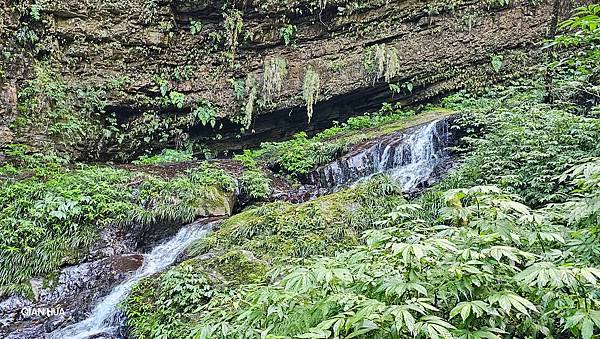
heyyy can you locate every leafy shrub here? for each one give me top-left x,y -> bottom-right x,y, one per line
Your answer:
234,151 -> 271,200
0,163 -> 135,297
192,100 -> 218,128
257,132 -> 342,176
134,162 -> 237,224
442,87 -> 600,206
122,260 -> 214,339
0,153 -> 236,297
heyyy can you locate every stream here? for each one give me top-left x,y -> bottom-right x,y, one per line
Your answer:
49,222 -> 213,339
2,117 -> 454,339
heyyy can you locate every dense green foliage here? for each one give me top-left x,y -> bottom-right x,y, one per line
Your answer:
0,153 -> 133,297
441,86 -> 600,206
234,151 -> 272,199
4,3 -> 600,339
121,9 -> 600,338
0,150 -> 237,297
133,149 -> 195,165
121,79 -> 600,337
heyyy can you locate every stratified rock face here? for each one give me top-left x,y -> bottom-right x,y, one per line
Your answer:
0,0 -> 580,158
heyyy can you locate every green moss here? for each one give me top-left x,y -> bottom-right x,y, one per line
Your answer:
190,175 -> 405,262
206,250 -> 268,284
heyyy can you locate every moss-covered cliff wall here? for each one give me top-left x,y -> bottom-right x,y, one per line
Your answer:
0,0 -> 581,159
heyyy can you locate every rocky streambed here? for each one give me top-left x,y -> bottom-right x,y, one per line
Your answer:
0,116 -> 457,338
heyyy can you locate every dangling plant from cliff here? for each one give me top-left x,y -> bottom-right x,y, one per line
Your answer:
384,47 -> 400,83
242,74 -> 258,130
262,57 -> 288,105
302,66 -> 320,122
223,9 -> 244,63
373,44 -> 386,79
364,44 -> 401,84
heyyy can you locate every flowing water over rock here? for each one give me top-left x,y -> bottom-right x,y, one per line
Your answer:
2,117 -> 455,338
307,118 -> 452,194
48,221 -> 212,339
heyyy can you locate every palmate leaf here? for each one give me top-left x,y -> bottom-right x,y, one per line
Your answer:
495,200 -> 531,216
449,300 -> 490,322
453,327 -> 506,339
482,246 -> 525,263
386,306 -> 418,334
415,315 -> 456,339
577,267 -> 600,285
378,277 -> 429,298
488,291 -> 537,316
282,267 -> 317,292
564,310 -> 600,339
515,262 -> 577,289
384,299 -> 435,335
295,327 -> 331,338
314,316 -> 346,337
390,242 -> 432,264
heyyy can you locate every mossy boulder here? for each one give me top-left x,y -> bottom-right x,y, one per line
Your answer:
191,175 -> 405,262
204,249 -> 268,285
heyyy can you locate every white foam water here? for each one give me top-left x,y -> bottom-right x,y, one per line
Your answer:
308,118 -> 450,192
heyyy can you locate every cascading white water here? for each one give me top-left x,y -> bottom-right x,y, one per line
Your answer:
50,221 -> 211,339
308,118 -> 450,192
387,119 -> 446,190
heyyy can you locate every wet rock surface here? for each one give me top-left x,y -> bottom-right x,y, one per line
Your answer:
305,117 -> 456,196
0,254 -> 143,339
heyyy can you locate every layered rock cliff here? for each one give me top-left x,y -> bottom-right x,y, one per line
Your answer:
0,0 -> 577,159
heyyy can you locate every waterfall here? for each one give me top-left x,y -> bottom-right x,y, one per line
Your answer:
307,118 -> 450,192
49,221 -> 212,339
38,118 -> 451,338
